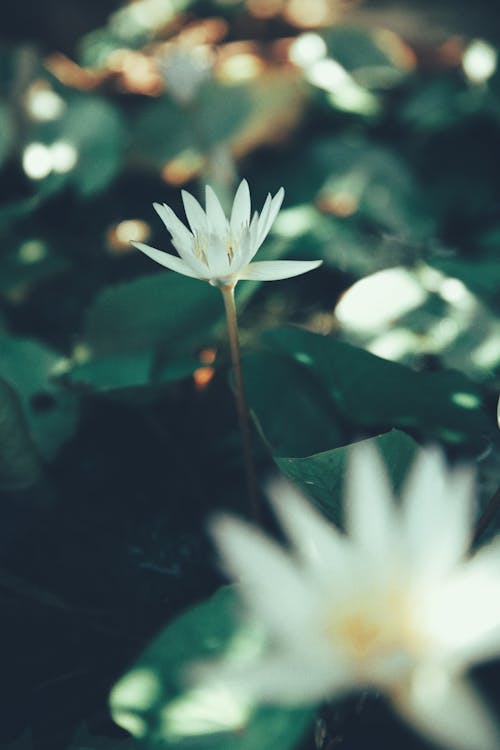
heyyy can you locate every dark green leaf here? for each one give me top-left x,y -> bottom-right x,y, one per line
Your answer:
244,328 -> 490,457
276,429 -> 417,525
82,273 -> 221,356
243,350 -> 345,457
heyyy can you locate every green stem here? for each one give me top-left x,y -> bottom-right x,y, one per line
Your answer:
221,285 -> 260,521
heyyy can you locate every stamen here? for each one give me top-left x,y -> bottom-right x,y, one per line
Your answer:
193,233 -> 208,265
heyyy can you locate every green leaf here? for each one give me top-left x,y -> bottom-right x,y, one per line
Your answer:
0,100 -> 13,166
29,93 -> 125,196
68,353 -> 154,392
276,429 -> 417,526
244,327 -> 490,457
0,335 -> 79,460
322,26 -> 410,87
110,587 -> 314,750
311,137 -> 433,239
72,272 -> 259,391
66,95 -> 125,196
0,378 -> 42,490
243,350 -> 345,457
0,242 -> 69,296
82,273 -> 221,356
135,81 -> 251,166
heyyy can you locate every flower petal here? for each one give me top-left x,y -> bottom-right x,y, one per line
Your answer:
238,259 -> 322,281
195,653 -> 350,706
423,539 -> 500,668
267,476 -> 351,580
256,188 -> 284,249
205,185 -> 228,236
230,179 -> 251,233
154,202 -> 192,247
402,448 -> 473,578
210,514 -> 315,643
131,242 -> 201,278
394,673 -> 500,750
182,190 -> 207,235
344,441 -> 397,562
205,235 -> 232,279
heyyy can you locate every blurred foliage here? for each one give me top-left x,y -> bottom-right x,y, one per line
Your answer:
110,586 -> 314,750
0,0 -> 499,748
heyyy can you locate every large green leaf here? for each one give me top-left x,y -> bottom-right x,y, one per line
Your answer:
71,272 -> 258,391
276,429 -> 417,526
244,327 -> 490,457
110,586 -> 314,750
83,273 -> 226,356
243,350 -> 344,457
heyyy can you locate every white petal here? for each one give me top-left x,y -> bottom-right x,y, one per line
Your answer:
267,476 -> 351,580
195,653 -> 350,706
231,213 -> 259,269
204,234 -> 232,278
182,190 -> 207,234
394,673 -> 500,750
131,242 -> 201,278
154,202 -> 192,247
256,188 -> 284,249
238,259 -> 322,281
255,194 -> 271,247
230,179 -> 251,232
402,449 -> 473,578
424,540 -> 500,667
344,441 -> 397,561
205,185 -> 228,236
210,515 -> 315,643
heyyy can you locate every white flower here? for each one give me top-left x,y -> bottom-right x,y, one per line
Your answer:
132,180 -> 322,287
205,444 -> 500,750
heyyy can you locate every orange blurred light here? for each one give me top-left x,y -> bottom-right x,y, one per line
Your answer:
107,219 -> 151,253
107,49 -> 163,95
373,29 -> 417,71
161,152 -> 205,185
247,0 -> 284,19
193,366 -> 215,390
45,53 -> 103,90
176,17 -> 228,45
199,347 -> 217,365
316,193 -> 358,217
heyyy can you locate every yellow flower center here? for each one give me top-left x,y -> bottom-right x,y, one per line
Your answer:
337,614 -> 384,660
325,590 -> 423,679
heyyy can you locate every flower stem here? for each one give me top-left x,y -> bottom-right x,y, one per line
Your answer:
220,285 -> 260,521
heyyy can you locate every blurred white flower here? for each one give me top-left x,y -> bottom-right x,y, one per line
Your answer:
160,46 -> 213,105
132,180 -> 322,287
205,444 -> 500,750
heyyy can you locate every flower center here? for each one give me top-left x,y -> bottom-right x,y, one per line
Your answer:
336,614 -> 384,660
324,590 -> 423,680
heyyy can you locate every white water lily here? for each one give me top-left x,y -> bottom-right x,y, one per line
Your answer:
206,443 -> 500,750
132,180 -> 322,287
